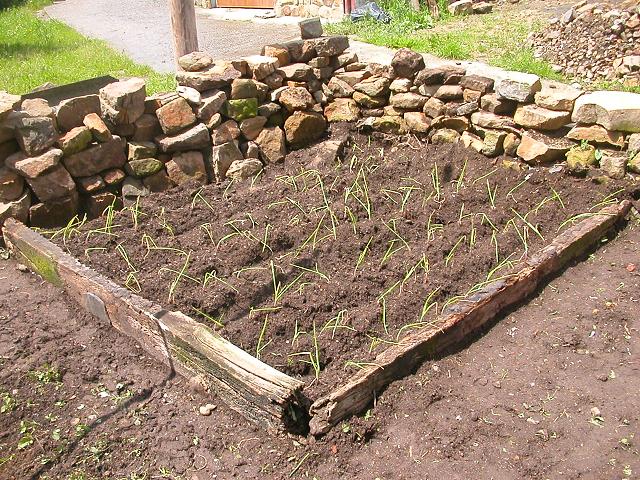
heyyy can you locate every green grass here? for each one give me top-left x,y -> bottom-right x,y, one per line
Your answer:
327,1 -> 563,79
0,0 -> 175,95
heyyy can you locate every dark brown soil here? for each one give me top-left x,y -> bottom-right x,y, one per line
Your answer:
1,217 -> 638,479
52,124 -> 634,400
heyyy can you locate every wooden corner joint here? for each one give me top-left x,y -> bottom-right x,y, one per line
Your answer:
1,218 -> 308,433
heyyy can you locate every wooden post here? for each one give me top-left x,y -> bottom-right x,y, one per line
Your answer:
426,0 -> 440,19
169,0 -> 199,68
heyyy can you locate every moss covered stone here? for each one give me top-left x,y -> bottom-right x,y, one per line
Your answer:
224,98 -> 258,122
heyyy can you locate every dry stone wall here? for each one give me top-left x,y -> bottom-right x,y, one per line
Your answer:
1,36 -> 640,230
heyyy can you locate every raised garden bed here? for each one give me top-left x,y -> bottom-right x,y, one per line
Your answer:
41,125 -> 634,406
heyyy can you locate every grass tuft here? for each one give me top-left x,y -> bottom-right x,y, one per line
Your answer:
0,0 -> 175,94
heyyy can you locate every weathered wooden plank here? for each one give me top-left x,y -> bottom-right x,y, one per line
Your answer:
309,201 -> 632,435
2,219 -> 307,433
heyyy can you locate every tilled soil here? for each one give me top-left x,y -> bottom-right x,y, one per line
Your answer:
1,219 -> 638,479
53,125 -> 634,400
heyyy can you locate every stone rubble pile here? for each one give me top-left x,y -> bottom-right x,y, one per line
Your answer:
529,1 -> 640,86
2,35 -> 640,229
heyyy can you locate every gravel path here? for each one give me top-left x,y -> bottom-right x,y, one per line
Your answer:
44,0 -> 299,72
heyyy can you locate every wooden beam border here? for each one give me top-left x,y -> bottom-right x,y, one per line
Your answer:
2,219 -> 308,433
308,200 -> 632,435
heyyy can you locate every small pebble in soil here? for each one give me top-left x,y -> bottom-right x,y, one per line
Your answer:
627,263 -> 636,272
199,403 -> 217,416
16,264 -> 28,272
590,406 -> 601,417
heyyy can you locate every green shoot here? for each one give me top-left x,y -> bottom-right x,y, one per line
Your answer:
431,163 -> 442,203
445,235 -> 466,267
354,236 -> 373,274
202,270 -> 238,293
321,310 -> 354,339
159,252 -> 201,301
486,180 -> 497,209
115,243 -> 141,293
256,314 -> 271,359
455,157 -> 468,193
291,263 -> 329,281
193,307 -> 224,328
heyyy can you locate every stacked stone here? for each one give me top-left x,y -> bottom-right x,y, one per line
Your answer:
174,36 -> 352,182
0,77 -> 210,228
275,0 -> 343,19
529,1 -> 640,87
3,39 -> 640,230
321,47 -> 640,180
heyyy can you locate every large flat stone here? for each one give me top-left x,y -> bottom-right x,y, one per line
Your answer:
6,148 -> 62,179
566,124 -> 625,148
26,164 -> 76,202
534,80 -> 583,112
516,130 -> 574,164
513,104 -> 571,130
176,62 -> 242,92
495,71 -> 542,102
55,95 -> 101,132
572,91 -> 640,133
13,115 -> 58,156
156,123 -> 210,153
255,127 -> 286,163
63,137 -> 126,177
99,78 -> 146,125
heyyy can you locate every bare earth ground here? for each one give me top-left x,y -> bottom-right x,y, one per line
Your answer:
0,208 -> 638,478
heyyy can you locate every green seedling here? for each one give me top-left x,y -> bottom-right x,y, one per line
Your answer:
505,177 -> 529,202
321,310 -> 354,339
115,243 -> 141,293
593,188 -> 625,210
191,188 -> 215,213
27,363 -> 61,385
86,198 -> 120,239
202,269 -> 238,293
486,179 -> 498,209
48,214 -> 87,247
455,157 -> 468,193
126,196 -> 146,229
156,207 -> 174,236
430,162 -> 442,203
140,233 -> 187,259
354,236 -> 373,274
249,306 -> 282,317
381,218 -> 410,264
511,208 -> 544,240
1,392 -> 16,413
291,262 -> 329,281
289,321 -> 321,381
270,261 -> 304,305
472,167 -> 497,185
344,360 -> 382,370
193,308 -> 224,328
367,334 -> 400,353
344,165 -> 373,219
491,230 -> 500,262
159,252 -> 201,301
426,211 -> 444,241
256,314 -> 272,359
445,235 -> 466,267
